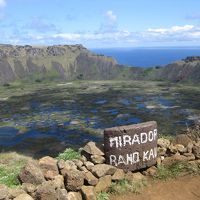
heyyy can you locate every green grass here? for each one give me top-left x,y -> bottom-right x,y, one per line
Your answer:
97,192 -> 110,200
57,148 -> 81,161
109,179 -> 147,195
155,161 -> 200,180
0,164 -> 22,187
0,152 -> 32,188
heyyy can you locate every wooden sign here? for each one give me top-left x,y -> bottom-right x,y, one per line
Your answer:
104,121 -> 157,171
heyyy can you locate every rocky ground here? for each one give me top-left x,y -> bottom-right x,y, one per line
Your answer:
0,132 -> 200,200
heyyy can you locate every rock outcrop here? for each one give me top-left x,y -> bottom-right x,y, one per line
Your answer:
0,44 -> 129,84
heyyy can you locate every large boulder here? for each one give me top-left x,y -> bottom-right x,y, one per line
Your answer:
64,169 -> 84,191
14,194 -> 34,200
18,161 -> 45,185
95,175 -> 111,193
81,186 -> 96,200
173,134 -> 192,147
82,142 -> 104,156
91,164 -> 117,178
39,156 -> 59,180
0,184 -> 9,200
35,181 -> 58,200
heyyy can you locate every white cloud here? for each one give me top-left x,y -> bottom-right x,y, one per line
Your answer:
2,21 -> 200,47
147,28 -> 168,34
53,33 -> 81,41
148,25 -> 194,34
105,10 -> 117,22
52,30 -> 130,42
171,25 -> 194,32
0,0 -> 6,8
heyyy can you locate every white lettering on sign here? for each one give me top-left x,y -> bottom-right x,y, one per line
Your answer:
110,152 -> 140,166
143,147 -> 157,161
109,147 -> 157,167
109,129 -> 157,148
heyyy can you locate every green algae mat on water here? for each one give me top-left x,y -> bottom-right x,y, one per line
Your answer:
0,81 -> 199,157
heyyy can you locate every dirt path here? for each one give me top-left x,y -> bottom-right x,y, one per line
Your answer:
110,176 -> 200,200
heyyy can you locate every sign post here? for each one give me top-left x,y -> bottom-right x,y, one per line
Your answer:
104,121 -> 158,171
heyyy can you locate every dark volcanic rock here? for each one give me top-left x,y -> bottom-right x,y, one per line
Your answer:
47,46 -> 66,56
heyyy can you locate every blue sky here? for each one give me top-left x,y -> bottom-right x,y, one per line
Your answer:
0,0 -> 200,48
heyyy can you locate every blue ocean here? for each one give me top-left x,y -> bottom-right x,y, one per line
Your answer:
91,47 -> 200,67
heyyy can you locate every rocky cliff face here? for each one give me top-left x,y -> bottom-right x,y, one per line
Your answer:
0,44 -> 199,84
0,44 -> 124,83
157,58 -> 200,83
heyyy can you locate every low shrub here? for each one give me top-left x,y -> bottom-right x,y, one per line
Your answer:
57,148 -> 81,160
